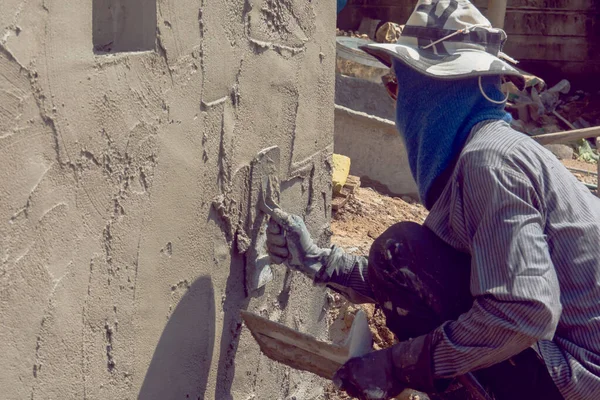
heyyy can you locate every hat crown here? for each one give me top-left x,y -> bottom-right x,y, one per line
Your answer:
400,0 -> 507,57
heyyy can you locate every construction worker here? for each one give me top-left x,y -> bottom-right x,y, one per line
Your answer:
266,1 -> 600,399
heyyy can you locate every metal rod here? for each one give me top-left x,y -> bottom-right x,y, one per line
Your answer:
566,166 -> 597,176
553,110 -> 577,130
531,126 -> 600,145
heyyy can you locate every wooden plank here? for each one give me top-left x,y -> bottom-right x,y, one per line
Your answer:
597,138 -> 600,198
241,310 -> 440,400
348,3 -> 600,37
475,0 -> 598,11
531,126 -> 600,145
515,59 -> 600,91
504,35 -> 597,62
500,0 -> 597,10
354,5 -> 415,24
332,194 -> 350,211
502,11 -> 600,37
241,311 -> 349,380
518,59 -> 600,72
346,6 -> 599,39
345,175 -> 361,194
344,0 -> 600,80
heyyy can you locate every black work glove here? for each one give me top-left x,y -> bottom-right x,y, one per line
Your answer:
333,334 -> 436,400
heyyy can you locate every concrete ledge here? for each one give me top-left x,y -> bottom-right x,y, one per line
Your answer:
335,74 -> 395,121
334,105 -> 418,198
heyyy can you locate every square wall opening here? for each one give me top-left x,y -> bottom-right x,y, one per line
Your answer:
93,0 -> 156,53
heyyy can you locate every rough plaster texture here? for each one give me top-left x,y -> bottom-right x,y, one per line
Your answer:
1,0 -> 335,399
334,105 -> 418,197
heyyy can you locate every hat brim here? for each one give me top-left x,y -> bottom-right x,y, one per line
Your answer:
360,43 -> 525,87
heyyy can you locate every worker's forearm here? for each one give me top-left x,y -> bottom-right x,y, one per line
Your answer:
431,296 -> 560,378
315,246 -> 375,303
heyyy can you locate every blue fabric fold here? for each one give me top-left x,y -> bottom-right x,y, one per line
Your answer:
392,60 -> 512,209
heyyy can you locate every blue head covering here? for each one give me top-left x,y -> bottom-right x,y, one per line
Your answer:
392,60 -> 511,209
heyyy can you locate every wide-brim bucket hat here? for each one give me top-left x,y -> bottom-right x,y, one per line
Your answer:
360,0 -> 525,87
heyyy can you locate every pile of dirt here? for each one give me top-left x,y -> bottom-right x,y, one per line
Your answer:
327,296 -> 396,351
331,187 -> 428,256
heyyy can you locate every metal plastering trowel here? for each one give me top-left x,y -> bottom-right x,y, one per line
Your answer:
241,310 -> 438,400
240,309 -> 373,380
245,146 -> 281,294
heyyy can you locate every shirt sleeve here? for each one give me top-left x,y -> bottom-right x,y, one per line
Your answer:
318,246 -> 376,304
432,165 -> 562,378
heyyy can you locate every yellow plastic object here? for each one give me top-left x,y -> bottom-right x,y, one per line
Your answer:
332,154 -> 351,194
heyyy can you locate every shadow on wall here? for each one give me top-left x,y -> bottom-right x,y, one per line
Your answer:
207,207 -> 252,400
138,276 -> 215,400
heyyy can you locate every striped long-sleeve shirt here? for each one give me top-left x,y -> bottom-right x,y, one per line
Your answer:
328,120 -> 600,399
425,120 -> 600,399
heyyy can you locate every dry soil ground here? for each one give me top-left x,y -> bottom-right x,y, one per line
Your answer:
562,158 -> 598,186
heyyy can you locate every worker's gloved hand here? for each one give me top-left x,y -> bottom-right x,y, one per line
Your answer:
333,334 -> 436,400
266,209 -> 331,279
333,346 -> 404,400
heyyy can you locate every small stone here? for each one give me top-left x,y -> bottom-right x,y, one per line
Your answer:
544,144 -> 574,160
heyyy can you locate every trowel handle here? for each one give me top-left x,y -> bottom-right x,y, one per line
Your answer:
259,176 -> 283,217
262,202 -> 292,229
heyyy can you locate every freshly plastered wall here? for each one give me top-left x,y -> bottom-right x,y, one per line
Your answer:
0,0 -> 335,399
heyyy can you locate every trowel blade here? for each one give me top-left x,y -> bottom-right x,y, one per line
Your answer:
346,310 -> 373,359
241,310 -> 429,400
241,310 -> 349,380
245,146 -> 281,294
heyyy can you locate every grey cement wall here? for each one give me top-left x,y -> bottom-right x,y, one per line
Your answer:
334,105 -> 418,198
0,0 -> 335,399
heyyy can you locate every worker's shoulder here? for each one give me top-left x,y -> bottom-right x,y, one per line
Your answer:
459,120 -> 549,171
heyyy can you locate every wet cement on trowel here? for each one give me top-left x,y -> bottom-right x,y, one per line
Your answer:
0,0 -> 336,398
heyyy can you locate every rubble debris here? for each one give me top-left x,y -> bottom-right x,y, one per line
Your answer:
335,36 -> 388,83
337,20 -> 404,44
521,70 -> 546,92
375,22 -> 404,44
357,17 -> 382,41
505,71 -> 599,164
332,175 -> 361,212
336,28 -> 369,40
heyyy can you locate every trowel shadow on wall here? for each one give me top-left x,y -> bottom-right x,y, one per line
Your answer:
138,276 -> 215,400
